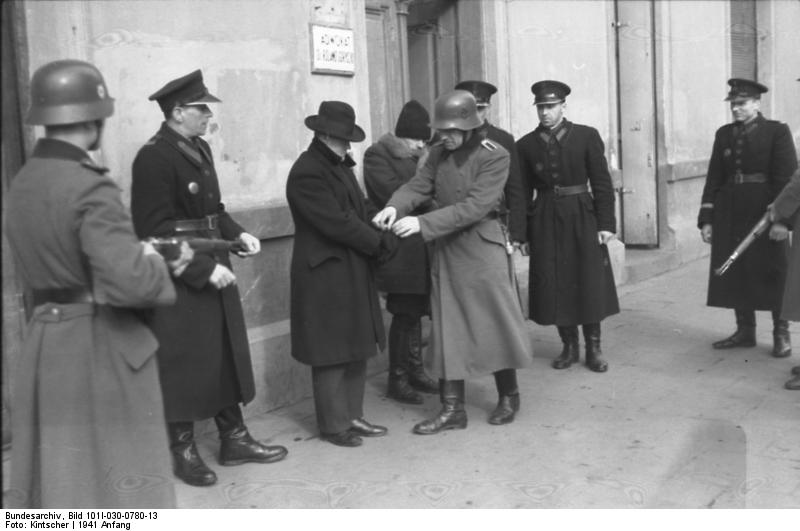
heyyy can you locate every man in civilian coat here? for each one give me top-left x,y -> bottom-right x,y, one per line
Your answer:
698,78 -> 797,358
455,80 -> 527,248
286,101 -> 393,447
364,100 -> 438,405
769,167 -> 800,390
4,60 -> 188,508
131,70 -> 287,487
516,80 -> 619,373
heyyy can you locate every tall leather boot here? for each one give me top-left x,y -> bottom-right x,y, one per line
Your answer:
552,325 -> 580,369
712,309 -> 756,349
387,315 -> 424,404
167,421 -> 217,487
488,369 -> 520,425
406,318 -> 439,394
214,405 -> 288,466
413,380 -> 467,435
583,323 -> 609,373
772,311 -> 792,358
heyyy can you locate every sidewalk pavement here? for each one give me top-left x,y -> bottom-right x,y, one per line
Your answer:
180,257 -> 799,509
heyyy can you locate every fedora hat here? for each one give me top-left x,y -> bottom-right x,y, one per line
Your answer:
304,101 -> 365,142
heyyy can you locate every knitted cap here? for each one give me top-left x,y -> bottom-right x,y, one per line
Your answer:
394,100 -> 431,141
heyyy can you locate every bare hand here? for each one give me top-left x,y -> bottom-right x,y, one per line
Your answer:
598,231 -> 615,245
392,216 -> 421,238
701,224 -> 712,244
209,264 -> 236,289
167,241 -> 194,277
236,232 -> 261,257
372,207 -> 397,231
769,222 -> 789,241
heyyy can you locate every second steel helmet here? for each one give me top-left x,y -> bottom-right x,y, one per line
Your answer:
26,59 -> 114,125
432,90 -> 482,131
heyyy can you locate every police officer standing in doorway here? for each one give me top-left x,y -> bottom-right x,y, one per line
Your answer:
698,78 -> 797,358
131,70 -> 288,487
454,80 -> 527,248
516,80 -> 619,373
5,60 -> 189,508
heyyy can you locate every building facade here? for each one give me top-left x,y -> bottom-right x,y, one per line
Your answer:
2,0 -> 799,446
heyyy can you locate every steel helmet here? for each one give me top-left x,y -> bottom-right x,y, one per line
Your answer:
26,59 -> 114,125
432,89 -> 482,131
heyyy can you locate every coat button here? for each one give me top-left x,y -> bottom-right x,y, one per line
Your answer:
208,193 -> 213,198
51,307 -> 60,316
204,169 -> 210,176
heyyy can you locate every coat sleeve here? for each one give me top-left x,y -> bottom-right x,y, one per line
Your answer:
585,128 -> 616,233
769,122 -> 799,199
131,148 -> 216,290
77,176 -> 176,308
386,150 -> 438,217
286,170 -> 382,256
698,128 -> 725,228
504,138 -> 527,242
363,145 -> 402,208
417,150 -> 509,241
773,170 -> 800,227
516,136 -> 536,243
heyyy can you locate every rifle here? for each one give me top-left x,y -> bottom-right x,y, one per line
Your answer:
150,237 -> 245,260
714,210 -> 771,276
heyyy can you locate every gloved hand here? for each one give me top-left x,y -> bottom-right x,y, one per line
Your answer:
376,231 -> 399,264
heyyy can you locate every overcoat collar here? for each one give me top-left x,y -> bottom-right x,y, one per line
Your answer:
32,138 -> 108,174
733,113 -> 764,139
536,119 -> 570,145
308,137 -> 363,214
378,133 -> 417,160
444,130 -> 483,167
155,122 -> 208,168
310,136 -> 356,168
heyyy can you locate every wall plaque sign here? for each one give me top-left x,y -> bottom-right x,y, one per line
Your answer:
310,24 -> 355,76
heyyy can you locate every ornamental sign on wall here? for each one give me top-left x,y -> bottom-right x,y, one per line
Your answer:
310,24 -> 355,76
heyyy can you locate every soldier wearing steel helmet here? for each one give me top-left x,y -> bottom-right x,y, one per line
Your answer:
373,90 -> 533,434
4,60 -> 191,507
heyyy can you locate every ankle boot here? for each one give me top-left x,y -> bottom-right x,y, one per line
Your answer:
552,326 -> 580,369
167,422 -> 217,487
413,380 -> 467,435
488,369 -> 520,425
713,309 -> 756,349
386,315 -> 424,404
214,405 -> 288,466
772,313 -> 792,358
583,323 -> 609,373
406,318 -> 438,394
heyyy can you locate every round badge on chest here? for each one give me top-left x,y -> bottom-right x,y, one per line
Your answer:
188,182 -> 199,194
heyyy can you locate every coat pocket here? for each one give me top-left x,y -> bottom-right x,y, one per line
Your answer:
101,308 -> 158,371
476,221 -> 507,248
308,248 -> 343,269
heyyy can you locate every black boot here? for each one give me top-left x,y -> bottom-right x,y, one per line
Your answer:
488,369 -> 520,425
387,315 -> 424,404
772,312 -> 792,358
713,309 -> 756,349
214,405 -> 288,466
552,326 -> 580,369
583,323 -> 609,373
167,422 -> 217,487
413,380 -> 467,435
406,318 -> 438,394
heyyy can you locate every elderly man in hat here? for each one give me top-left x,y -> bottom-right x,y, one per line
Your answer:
131,70 -> 288,487
516,80 -> 619,373
286,101 -> 394,447
363,100 -> 439,405
455,80 -> 527,249
5,60 -> 189,508
373,90 -> 532,433
698,78 -> 797,358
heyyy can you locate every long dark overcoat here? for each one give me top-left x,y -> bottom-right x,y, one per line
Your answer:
516,120 -> 619,326
697,114 -> 797,311
387,133 -> 532,379
131,123 -> 254,421
364,133 -> 430,295
4,138 -> 176,508
286,137 -> 386,367
478,120 -> 527,242
772,169 -> 800,321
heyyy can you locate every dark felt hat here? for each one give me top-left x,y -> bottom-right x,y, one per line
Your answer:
725,78 -> 768,101
394,100 -> 431,141
148,70 -> 221,114
304,101 -> 365,142
531,80 -> 571,105
454,80 -> 497,107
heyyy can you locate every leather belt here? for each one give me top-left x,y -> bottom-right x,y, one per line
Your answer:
31,287 -> 94,306
539,183 -> 589,197
175,214 -> 218,232
732,172 -> 767,184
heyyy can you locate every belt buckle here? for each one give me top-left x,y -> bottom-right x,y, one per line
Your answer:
734,170 -> 743,184
553,184 -> 562,196
205,215 -> 217,230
